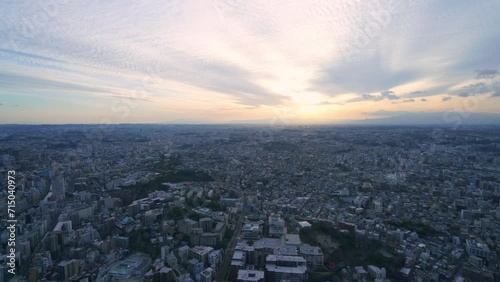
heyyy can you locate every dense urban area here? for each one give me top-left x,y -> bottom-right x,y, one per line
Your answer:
0,124 -> 499,282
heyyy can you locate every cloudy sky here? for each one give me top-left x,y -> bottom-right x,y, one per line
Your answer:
1,0 -> 500,124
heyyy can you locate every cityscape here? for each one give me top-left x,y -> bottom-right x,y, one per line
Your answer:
2,0 -> 500,281
0,125 -> 499,281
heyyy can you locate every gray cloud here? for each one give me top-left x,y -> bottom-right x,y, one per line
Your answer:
442,96 -> 452,101
475,69 -> 498,79
349,90 -> 400,103
421,98 -> 427,102
365,110 -> 411,117
402,99 -> 415,103
312,54 -> 419,95
168,60 -> 289,106
454,80 -> 500,97
381,91 -> 399,100
404,91 -> 426,98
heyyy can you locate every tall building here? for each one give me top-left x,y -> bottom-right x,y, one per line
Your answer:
52,176 -> 66,200
200,267 -> 214,282
268,214 -> 286,238
161,245 -> 170,261
0,265 -> 10,282
199,218 -> 213,233
166,252 -> 178,268
57,259 -> 80,281
178,218 -> 199,235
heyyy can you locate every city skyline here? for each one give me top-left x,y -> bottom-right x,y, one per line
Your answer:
1,0 -> 500,124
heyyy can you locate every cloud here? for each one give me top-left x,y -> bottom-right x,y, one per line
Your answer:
110,95 -> 152,102
442,96 -> 452,101
0,48 -> 65,63
421,98 -> 427,102
402,99 -> 415,103
381,91 -> 399,100
0,72 -> 118,95
316,101 -> 344,106
169,60 -> 290,106
365,110 -> 411,117
476,69 -> 498,79
349,90 -> 400,103
358,111 -> 500,125
404,91 -> 426,98
492,91 -> 500,97
1,0 -> 500,123
312,54 -> 419,95
457,82 -> 494,97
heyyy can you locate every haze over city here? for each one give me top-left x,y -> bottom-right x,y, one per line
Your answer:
1,0 -> 500,124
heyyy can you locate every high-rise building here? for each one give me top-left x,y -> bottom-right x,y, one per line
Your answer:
52,176 -> 66,200
57,259 -> 80,281
199,218 -> 213,233
200,267 -> 214,282
161,245 -> 171,261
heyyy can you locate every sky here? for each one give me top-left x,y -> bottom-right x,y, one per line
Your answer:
1,0 -> 500,124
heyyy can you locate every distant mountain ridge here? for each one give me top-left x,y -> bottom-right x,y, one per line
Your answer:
340,111 -> 500,126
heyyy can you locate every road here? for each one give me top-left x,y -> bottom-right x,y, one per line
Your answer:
216,215 -> 243,281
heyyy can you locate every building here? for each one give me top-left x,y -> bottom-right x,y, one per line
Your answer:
208,249 -> 223,269
52,176 -> 66,200
178,218 -> 199,235
187,258 -> 204,277
200,267 -> 214,282
199,233 -> 218,247
265,255 -> 307,282
161,245 -> 170,261
237,269 -> 265,282
465,239 -> 491,258
242,223 -> 260,240
354,266 -> 368,281
367,265 -> 386,279
199,218 -> 213,233
166,252 -> 178,268
107,252 -> 152,280
268,214 -> 286,237
299,244 -> 323,269
178,245 -> 190,262
190,246 -> 214,266
230,251 -> 247,282
57,259 -> 80,281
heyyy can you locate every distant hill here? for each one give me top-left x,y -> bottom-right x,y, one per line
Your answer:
341,111 -> 500,126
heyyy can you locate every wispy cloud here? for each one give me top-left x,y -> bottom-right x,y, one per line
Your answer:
0,0 -> 499,123
402,99 -> 415,103
348,90 -> 400,103
0,72 -> 118,95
